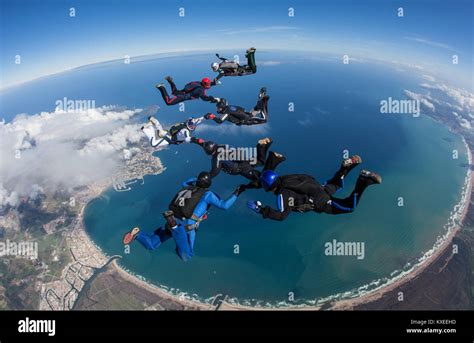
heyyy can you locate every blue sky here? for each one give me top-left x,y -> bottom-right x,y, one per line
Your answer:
0,0 -> 472,89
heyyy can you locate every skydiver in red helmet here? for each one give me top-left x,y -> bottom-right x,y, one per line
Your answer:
156,76 -> 220,106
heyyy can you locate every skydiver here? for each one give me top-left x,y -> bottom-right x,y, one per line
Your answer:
194,137 -> 286,183
122,172 -> 245,261
141,116 -> 204,146
205,87 -> 269,126
211,47 -> 257,83
246,156 -> 382,221
156,76 -> 220,106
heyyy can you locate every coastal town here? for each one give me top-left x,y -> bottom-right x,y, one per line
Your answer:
38,147 -> 166,310
0,144 -> 166,310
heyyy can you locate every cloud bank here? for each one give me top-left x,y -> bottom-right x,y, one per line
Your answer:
0,106 -> 145,207
404,81 -> 474,131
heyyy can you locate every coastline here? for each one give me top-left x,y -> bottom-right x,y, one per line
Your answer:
111,260 -> 211,310
73,140 -> 473,311
220,139 -> 473,310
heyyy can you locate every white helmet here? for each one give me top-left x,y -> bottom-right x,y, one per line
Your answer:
211,62 -> 220,72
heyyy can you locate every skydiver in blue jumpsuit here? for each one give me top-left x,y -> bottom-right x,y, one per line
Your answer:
122,172 -> 245,261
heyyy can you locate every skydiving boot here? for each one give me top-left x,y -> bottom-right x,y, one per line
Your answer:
359,169 -> 382,185
245,47 -> 257,73
245,47 -> 256,56
123,227 -> 140,245
164,76 -> 179,94
256,138 -> 273,165
147,116 -> 166,138
148,116 -> 159,128
258,137 -> 272,146
341,155 -> 362,177
155,83 -> 165,90
325,155 -> 362,190
345,170 -> 382,207
263,151 -> 286,171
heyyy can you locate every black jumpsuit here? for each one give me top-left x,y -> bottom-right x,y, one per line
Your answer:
260,167 -> 373,221
214,50 -> 257,81
201,141 -> 284,182
212,95 -> 269,126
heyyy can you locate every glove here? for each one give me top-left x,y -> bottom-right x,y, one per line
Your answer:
214,97 -> 221,103
233,185 -> 247,196
190,137 -> 204,145
205,113 -> 216,120
247,200 -> 262,213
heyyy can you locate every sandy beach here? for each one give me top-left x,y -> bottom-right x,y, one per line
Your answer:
329,152 -> 472,310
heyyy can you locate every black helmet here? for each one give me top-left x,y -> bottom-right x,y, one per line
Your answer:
216,98 -> 227,113
203,141 -> 217,155
196,171 -> 211,188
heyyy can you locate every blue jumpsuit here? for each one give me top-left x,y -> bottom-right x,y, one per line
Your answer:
136,178 -> 237,261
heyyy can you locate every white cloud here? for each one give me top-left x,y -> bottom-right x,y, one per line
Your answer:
0,106 -> 145,207
79,124 -> 143,156
403,90 -> 435,112
297,118 -> 312,127
0,184 -> 19,207
459,118 -> 471,130
406,82 -> 474,130
422,75 -> 436,82
260,61 -> 282,66
404,36 -> 457,52
420,83 -> 474,114
313,107 -> 330,115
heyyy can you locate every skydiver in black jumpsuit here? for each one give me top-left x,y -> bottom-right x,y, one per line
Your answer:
205,87 -> 269,126
211,47 -> 257,83
247,156 -> 382,221
193,137 -> 286,182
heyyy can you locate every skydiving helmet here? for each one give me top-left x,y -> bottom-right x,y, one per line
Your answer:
211,62 -> 220,72
203,141 -> 217,155
201,77 -> 212,89
260,170 -> 279,191
196,171 -> 212,189
186,119 -> 197,131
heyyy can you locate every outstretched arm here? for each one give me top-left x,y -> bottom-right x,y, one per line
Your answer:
209,155 -> 222,178
207,113 -> 229,124
249,193 -> 291,221
199,89 -> 218,103
205,191 -> 237,210
212,73 -> 224,85
193,116 -> 205,125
